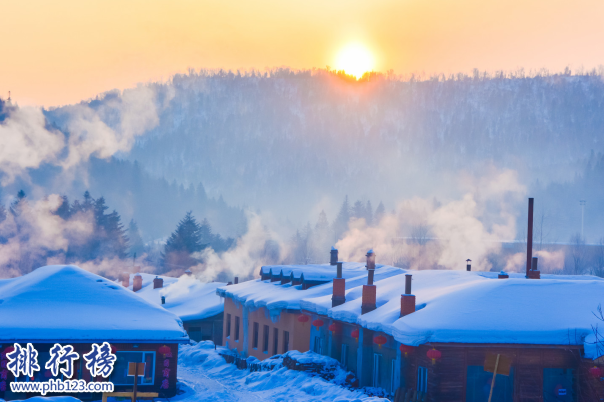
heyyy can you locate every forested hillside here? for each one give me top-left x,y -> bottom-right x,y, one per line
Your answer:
46,69 -> 604,240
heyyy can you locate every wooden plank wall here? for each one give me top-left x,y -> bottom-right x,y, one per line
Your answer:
403,345 -> 582,402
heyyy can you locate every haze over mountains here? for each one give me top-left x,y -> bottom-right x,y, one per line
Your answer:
41,69 -> 604,243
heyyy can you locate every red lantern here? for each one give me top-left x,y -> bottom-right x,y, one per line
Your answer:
298,314 -> 309,325
426,348 -> 442,364
312,319 -> 324,330
373,335 -> 387,348
589,366 -> 602,378
158,345 -> 171,356
110,344 -> 118,354
400,344 -> 414,357
3,346 -> 14,354
351,329 -> 360,341
44,370 -> 53,378
328,323 -> 338,334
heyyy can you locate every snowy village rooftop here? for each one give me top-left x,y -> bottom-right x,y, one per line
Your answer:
132,272 -> 225,322
0,265 -> 189,343
219,263 -> 604,355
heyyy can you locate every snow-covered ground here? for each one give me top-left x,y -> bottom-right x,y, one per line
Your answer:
174,342 -> 382,402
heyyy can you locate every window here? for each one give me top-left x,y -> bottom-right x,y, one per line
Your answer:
109,351 -> 156,385
466,365 -> 514,402
273,328 -> 279,355
417,366 -> 428,393
226,314 -> 231,338
263,325 -> 270,353
372,353 -> 382,388
283,331 -> 290,353
253,322 -> 259,349
390,358 -> 398,395
543,368 -> 573,402
234,316 -> 240,341
341,344 -> 348,369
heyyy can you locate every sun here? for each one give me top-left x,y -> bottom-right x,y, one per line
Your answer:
334,44 -> 375,79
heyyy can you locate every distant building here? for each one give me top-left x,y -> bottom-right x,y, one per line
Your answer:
0,265 -> 188,401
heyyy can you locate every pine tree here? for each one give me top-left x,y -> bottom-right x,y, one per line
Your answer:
374,201 -> 385,225
10,190 -> 26,217
163,211 -> 203,270
365,200 -> 373,226
55,196 -> 71,220
128,219 -> 144,257
199,218 -> 213,248
333,195 -> 350,241
352,200 -> 366,220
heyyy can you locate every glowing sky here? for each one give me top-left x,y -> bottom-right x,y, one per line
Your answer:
2,0 -> 604,106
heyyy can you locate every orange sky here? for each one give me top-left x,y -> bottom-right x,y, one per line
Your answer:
2,0 -> 604,107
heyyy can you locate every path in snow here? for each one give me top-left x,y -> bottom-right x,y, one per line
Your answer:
172,343 -> 381,402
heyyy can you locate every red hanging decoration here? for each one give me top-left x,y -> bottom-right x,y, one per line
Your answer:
426,348 -> 442,364
589,366 -> 602,378
44,370 -> 53,378
328,323 -> 338,334
399,344 -> 414,357
158,345 -> 171,355
110,344 -> 118,354
297,314 -> 309,324
312,319 -> 324,330
351,329 -> 360,341
373,335 -> 387,348
3,346 -> 14,354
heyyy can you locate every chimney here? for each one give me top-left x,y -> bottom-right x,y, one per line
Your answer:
161,296 -> 166,305
466,259 -> 472,271
185,269 -> 193,276
332,262 -> 346,307
330,247 -> 338,266
133,274 -> 143,292
234,277 -> 239,284
528,256 -> 541,279
498,271 -> 509,279
361,263 -> 376,314
526,198 -> 534,278
121,273 -> 129,287
400,274 -> 416,317
366,249 -> 376,270
153,276 -> 163,289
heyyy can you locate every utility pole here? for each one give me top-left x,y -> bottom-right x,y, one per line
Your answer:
580,200 -> 586,241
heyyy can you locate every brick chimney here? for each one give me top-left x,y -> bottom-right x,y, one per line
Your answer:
528,256 -> 541,279
330,247 -> 338,266
366,249 -> 375,270
153,276 -> 163,289
133,274 -> 143,292
332,262 -> 346,307
400,274 -> 416,317
121,273 -> 129,287
361,265 -> 376,314
466,259 -> 472,271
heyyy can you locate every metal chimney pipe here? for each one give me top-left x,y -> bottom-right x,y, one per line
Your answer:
234,277 -> 239,284
366,250 -> 376,270
532,257 -> 538,271
336,262 -> 343,279
367,269 -> 375,285
466,259 -> 472,272
330,247 -> 338,266
404,274 -> 412,295
161,296 -> 165,305
526,198 -> 534,278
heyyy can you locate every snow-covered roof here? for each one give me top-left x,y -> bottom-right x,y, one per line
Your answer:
133,273 -> 225,322
298,269 -> 604,350
217,263 -> 404,313
260,262 -> 385,282
0,265 -> 189,343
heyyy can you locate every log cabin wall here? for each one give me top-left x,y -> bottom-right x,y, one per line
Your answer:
402,344 -> 583,402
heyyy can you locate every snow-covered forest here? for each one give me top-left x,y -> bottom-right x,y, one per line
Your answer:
2,68 -> 604,278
